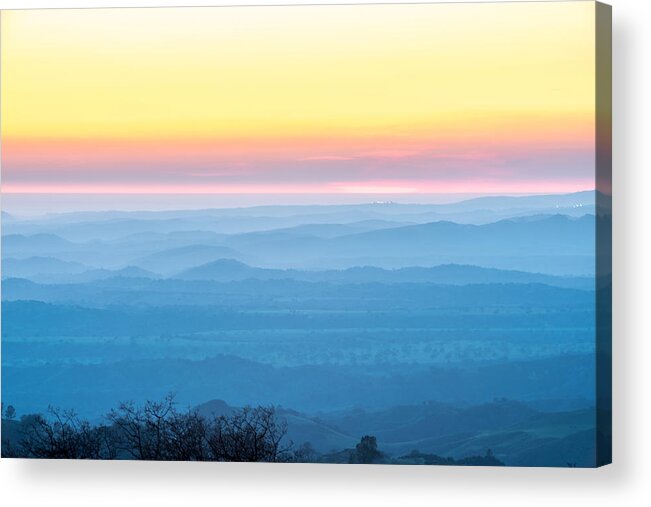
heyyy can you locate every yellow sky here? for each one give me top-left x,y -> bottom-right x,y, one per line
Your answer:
1,2 -> 596,141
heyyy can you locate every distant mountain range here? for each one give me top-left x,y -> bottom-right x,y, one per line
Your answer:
176,259 -> 592,289
1,256 -> 88,278
2,233 -> 76,254
213,213 -> 596,274
1,191 -> 596,238
1,192 -> 604,468
1,212 -> 597,275
130,244 -> 244,275
1,253 -> 592,289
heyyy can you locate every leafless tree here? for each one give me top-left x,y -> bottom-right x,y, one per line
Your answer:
19,407 -> 114,459
165,408 -> 210,461
10,395 -> 293,462
106,393 -> 180,460
206,406 -> 291,462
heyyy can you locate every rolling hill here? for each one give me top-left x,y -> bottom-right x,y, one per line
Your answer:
1,256 -> 88,279
176,259 -> 592,289
130,244 -> 246,274
191,397 -> 598,465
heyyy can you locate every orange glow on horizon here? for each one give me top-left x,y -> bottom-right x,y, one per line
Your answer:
1,179 -> 595,196
0,3 -> 597,195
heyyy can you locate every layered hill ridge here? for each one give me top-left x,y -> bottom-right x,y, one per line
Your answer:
1,212 -> 597,277
1,192 -> 603,467
175,259 -> 592,289
174,396 -> 600,466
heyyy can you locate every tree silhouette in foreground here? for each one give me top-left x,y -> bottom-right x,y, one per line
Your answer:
5,395 -> 292,462
349,435 -> 383,464
2,396 -> 505,465
17,408 -> 116,459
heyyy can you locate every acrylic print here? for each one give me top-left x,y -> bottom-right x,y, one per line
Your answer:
0,1 -> 611,466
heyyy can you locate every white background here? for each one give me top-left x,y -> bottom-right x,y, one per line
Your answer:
0,0 -> 649,505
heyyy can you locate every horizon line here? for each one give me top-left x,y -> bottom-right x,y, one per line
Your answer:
1,188 -> 597,219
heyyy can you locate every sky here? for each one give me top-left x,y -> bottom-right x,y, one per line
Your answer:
1,2 -> 597,200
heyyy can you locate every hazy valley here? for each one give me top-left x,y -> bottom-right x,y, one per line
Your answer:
1,191 -> 604,466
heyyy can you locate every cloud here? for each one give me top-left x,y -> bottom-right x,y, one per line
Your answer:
299,155 -> 356,161
355,149 -> 423,159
